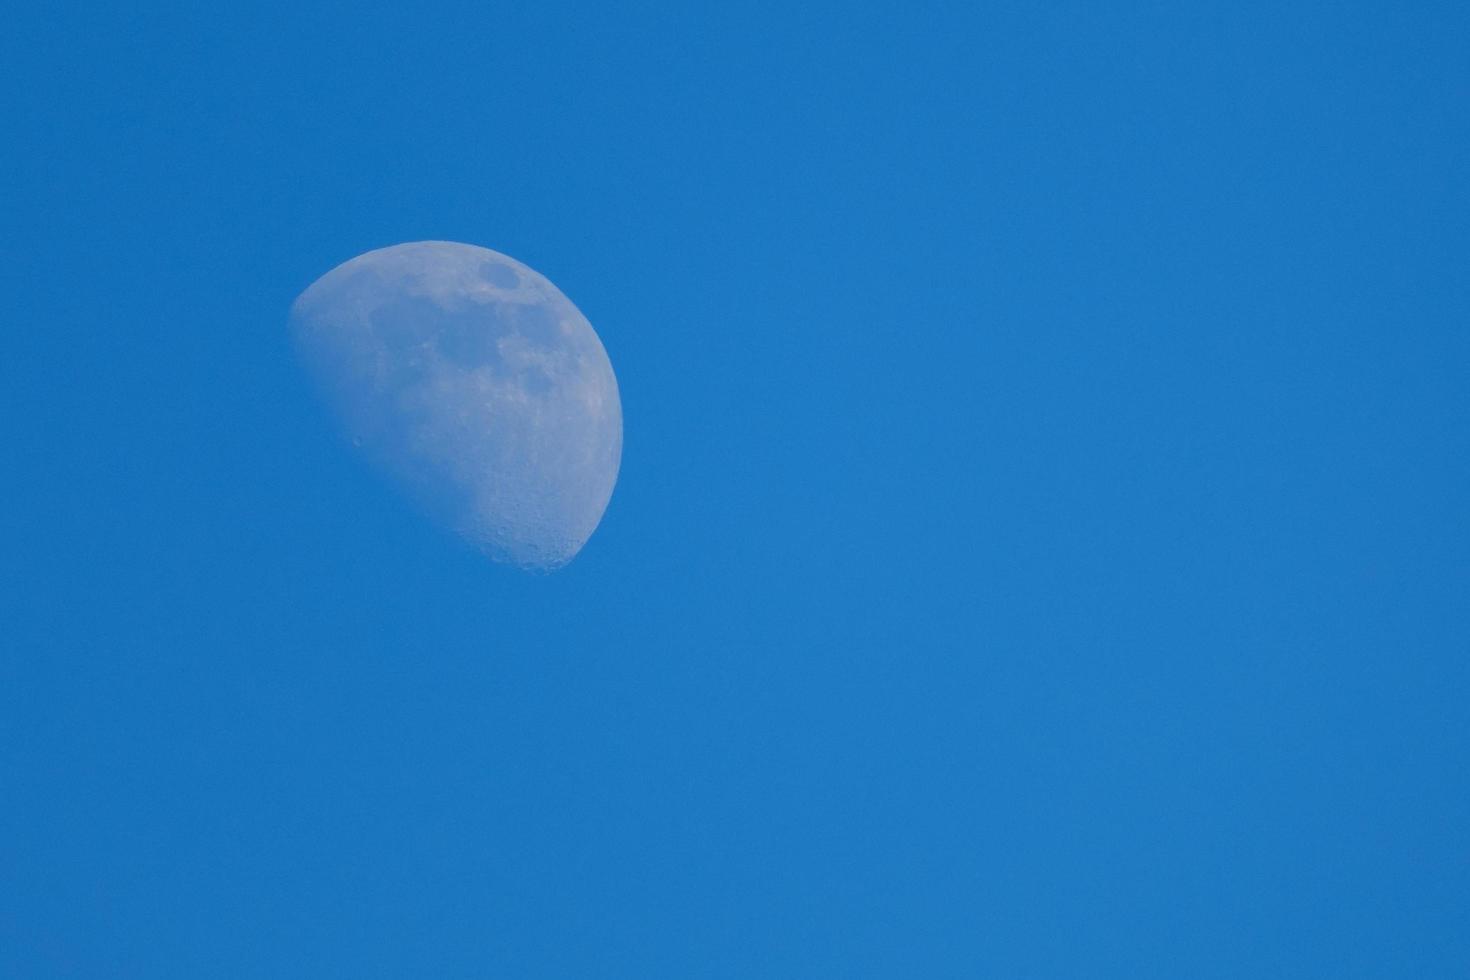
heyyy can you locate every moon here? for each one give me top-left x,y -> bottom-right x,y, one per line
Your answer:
290,241 -> 622,571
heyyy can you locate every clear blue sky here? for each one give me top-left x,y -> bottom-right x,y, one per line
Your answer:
3,2 -> 1467,976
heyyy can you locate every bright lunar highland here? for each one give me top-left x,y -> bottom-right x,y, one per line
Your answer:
290,241 -> 622,571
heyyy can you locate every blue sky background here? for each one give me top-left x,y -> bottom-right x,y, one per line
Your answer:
3,2 -> 1467,976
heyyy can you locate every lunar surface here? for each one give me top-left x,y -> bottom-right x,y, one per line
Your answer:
290,241 -> 622,570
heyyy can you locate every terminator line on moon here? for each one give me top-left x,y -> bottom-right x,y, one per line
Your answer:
290,241 -> 622,571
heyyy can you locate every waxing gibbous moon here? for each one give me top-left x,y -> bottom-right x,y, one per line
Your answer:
290,241 -> 622,571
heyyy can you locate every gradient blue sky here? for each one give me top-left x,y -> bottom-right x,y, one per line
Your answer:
3,2 -> 1468,976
